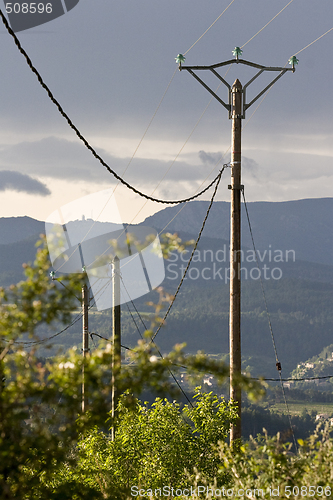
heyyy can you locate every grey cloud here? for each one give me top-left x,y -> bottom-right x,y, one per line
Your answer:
198,151 -> 224,166
199,150 -> 258,177
242,157 -> 259,178
0,170 -> 51,196
0,1 -> 332,146
0,137 -> 99,181
0,137 -> 208,184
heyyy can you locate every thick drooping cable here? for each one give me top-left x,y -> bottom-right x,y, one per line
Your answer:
151,165 -> 226,344
57,133 -> 228,277
120,276 -> 193,405
241,0 -> 295,48
116,0 -> 236,189
80,67 -> 232,275
9,311 -> 83,346
90,332 -> 132,353
155,150 -> 230,236
53,154 -> 223,274
0,9 -> 221,206
59,22 -> 333,258
241,187 -> 297,452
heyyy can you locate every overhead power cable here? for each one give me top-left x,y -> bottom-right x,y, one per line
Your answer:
293,26 -> 333,56
255,374 -> 333,382
241,0 -> 296,48
111,64 -> 233,255
184,0 -> 236,55
90,329 -> 193,406
114,68 -> 177,187
91,332 -> 133,353
151,165 -> 226,344
242,187 -> 297,452
6,311 -> 83,346
0,9 -> 221,206
120,277 -> 194,406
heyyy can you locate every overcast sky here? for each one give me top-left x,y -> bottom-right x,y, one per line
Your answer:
0,0 -> 332,223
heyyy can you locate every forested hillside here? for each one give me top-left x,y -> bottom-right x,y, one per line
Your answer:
1,198 -> 333,379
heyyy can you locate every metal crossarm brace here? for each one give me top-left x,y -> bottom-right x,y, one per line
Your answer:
187,69 -> 230,112
181,58 -> 294,118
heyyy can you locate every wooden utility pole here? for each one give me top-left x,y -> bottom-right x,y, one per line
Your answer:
82,283 -> 89,412
178,48 -> 296,446
229,79 -> 243,443
111,256 -> 121,440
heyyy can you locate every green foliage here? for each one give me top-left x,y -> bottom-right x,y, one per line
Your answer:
53,389 -> 237,496
3,234 -> 333,499
220,424 -> 333,499
0,239 -> 263,498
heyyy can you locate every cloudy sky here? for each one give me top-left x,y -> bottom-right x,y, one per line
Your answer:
0,0 -> 332,224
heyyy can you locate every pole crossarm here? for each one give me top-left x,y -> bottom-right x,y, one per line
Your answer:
186,69 -> 230,112
180,58 -> 294,118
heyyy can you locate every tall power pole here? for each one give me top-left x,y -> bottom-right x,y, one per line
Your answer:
229,78 -> 242,442
82,283 -> 89,412
111,256 -> 121,440
177,49 -> 297,444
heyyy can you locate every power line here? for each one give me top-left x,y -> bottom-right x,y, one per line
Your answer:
241,189 -> 280,369
241,187 -> 297,452
241,0 -> 296,48
293,25 -> 333,56
151,165 -> 226,344
0,9 -> 221,206
114,68 -> 177,189
257,374 -> 333,383
53,163 -> 222,274
184,0 -> 237,55
120,277 -> 194,406
69,67 -> 233,276
7,311 -> 83,346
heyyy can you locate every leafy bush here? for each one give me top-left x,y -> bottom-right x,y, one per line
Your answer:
52,389 -> 237,496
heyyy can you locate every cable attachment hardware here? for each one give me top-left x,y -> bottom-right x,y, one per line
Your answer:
276,361 -> 282,372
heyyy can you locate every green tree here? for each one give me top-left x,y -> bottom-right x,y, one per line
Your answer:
220,425 -> 333,499
56,389 -> 236,497
0,239 -> 262,499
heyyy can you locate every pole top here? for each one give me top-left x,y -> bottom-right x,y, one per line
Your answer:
232,78 -> 242,89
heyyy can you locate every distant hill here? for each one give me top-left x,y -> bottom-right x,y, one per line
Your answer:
2,197 -> 333,265
2,199 -> 333,378
143,197 -> 333,266
0,216 -> 44,245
